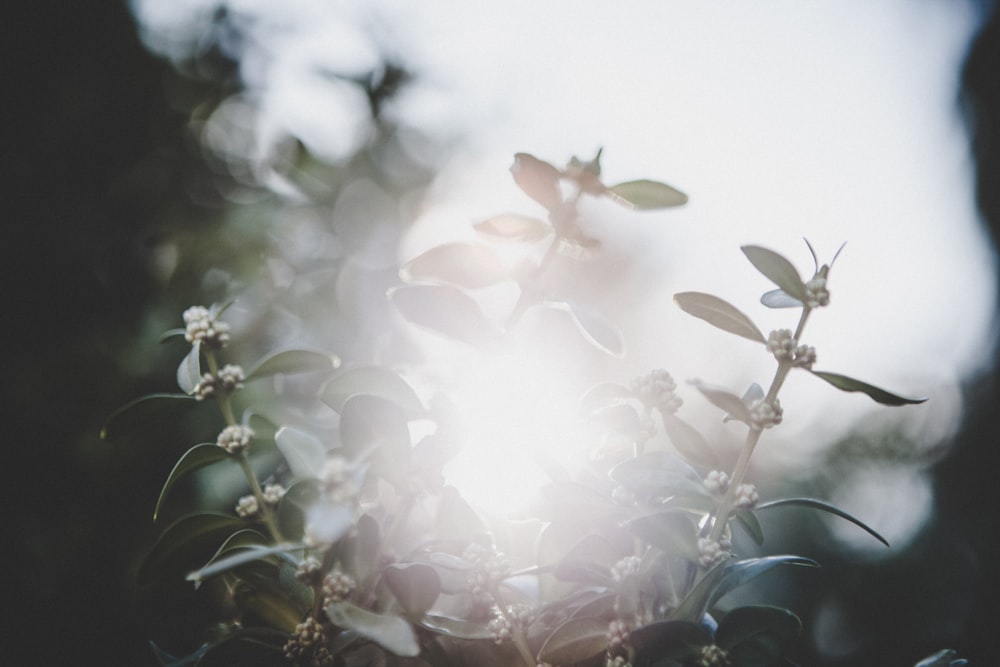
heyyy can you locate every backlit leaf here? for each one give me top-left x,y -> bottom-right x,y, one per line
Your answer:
176,340 -> 202,395
915,649 -> 967,667
246,349 -> 340,381
760,288 -> 803,309
400,243 -> 511,289
733,509 -> 765,546
384,563 -> 441,618
580,381 -> 633,412
661,414 -> 719,469
186,543 -> 303,586
538,616 -> 610,665
547,300 -> 625,357
420,614 -> 492,640
756,497 -> 889,547
100,393 -> 198,441
319,366 -> 424,419
610,451 -> 706,498
809,370 -> 927,406
691,381 -> 752,425
741,246 -> 808,304
274,426 -> 328,479
339,394 -> 410,462
154,443 -> 230,521
511,152 -> 563,210
473,213 -> 552,242
388,284 -> 501,348
324,601 -> 420,657
624,511 -> 698,560
674,292 -> 766,344
607,179 -> 688,209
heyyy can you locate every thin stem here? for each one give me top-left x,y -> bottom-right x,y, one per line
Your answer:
238,452 -> 285,542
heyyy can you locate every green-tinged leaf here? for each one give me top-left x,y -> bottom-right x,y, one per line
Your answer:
347,513 -> 381,585
159,328 -> 187,343
538,615 -> 611,665
420,614 -> 492,640
661,414 -> 719,468
384,563 -> 441,618
756,497 -> 889,547
319,366 -> 424,419
276,479 -> 321,540
914,649 -> 967,667
674,292 -> 766,344
137,513 -> 246,585
672,556 -> 819,623
101,393 -> 199,442
760,288 -> 803,309
607,179 -> 688,209
733,509 -> 765,546
624,511 -> 698,560
187,543 -> 304,587
339,394 -> 411,463
233,578 -> 301,633
629,621 -> 710,662
691,381 -> 752,424
546,300 -> 625,357
246,349 -> 340,381
610,451 -> 707,498
388,284 -> 502,348
580,381 -> 633,412
400,242 -> 511,289
716,605 -> 801,665
417,551 -> 473,594
473,213 -> 552,242
154,443 -> 230,521
741,246 -> 808,303
554,534 -> 618,586
511,152 -> 563,210
324,601 -> 420,657
176,340 -> 202,395
274,426 -> 327,479
809,370 -> 927,406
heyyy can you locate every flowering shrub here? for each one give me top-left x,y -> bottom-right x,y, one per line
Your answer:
104,152 -> 964,666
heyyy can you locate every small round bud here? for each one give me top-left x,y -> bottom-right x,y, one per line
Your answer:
698,644 -> 732,667
703,470 -> 730,495
235,494 -> 259,518
805,275 -> 830,308
606,619 -> 630,651
630,369 -> 683,415
793,344 -> 817,369
697,538 -> 731,569
295,557 -> 324,586
262,483 -> 286,506
749,399 -> 783,429
734,483 -> 759,509
216,424 -> 254,454
611,556 -> 641,584
322,570 -> 356,603
182,305 -> 231,348
216,364 -> 245,392
766,329 -> 797,362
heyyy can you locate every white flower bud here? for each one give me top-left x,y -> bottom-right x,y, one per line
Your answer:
235,494 -> 258,517
217,424 -> 254,454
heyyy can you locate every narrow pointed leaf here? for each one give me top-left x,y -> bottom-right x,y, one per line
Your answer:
137,513 -> 246,585
548,300 -> 624,357
691,381 -> 752,424
159,328 -> 187,343
538,616 -> 611,665
809,370 -> 927,406
100,393 -> 198,441
274,426 -> 328,479
915,649 -> 966,667
629,621 -> 710,661
511,152 -> 563,210
674,292 -> 766,343
388,284 -> 501,348
716,606 -> 802,660
473,213 -> 552,242
324,601 -> 420,657
624,511 -> 698,560
733,509 -> 765,546
154,443 -> 230,521
319,366 -> 424,419
176,340 -> 202,395
756,497 -> 890,546
186,543 -> 303,586
741,246 -> 808,303
661,414 -> 720,468
420,614 -> 492,640
246,349 -> 339,381
384,563 -> 441,618
760,288 -> 803,309
607,179 -> 688,209
400,242 -> 511,289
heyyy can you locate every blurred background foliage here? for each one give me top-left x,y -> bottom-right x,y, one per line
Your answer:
3,1 -> 1000,664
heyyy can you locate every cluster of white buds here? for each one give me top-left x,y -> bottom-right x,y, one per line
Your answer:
192,373 -> 217,401
733,483 -> 759,509
193,364 -> 246,401
463,541 -> 511,595
698,644 -> 732,667
262,483 -> 286,506
322,569 -> 356,603
611,555 -> 641,584
804,275 -> 830,308
235,494 -> 259,518
487,613 -> 512,645
629,369 -> 683,415
320,456 -> 360,505
216,424 -> 254,454
606,657 -> 633,667
182,305 -> 231,348
703,470 -> 730,495
749,399 -> 783,430
697,537 -> 732,569
294,557 -> 324,587
606,618 -> 630,651
488,605 -> 534,645
283,617 -> 332,666
767,330 -> 817,369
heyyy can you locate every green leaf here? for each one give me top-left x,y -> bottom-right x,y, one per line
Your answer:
671,556 -> 818,623
400,242 -> 511,289
137,513 -> 246,585
760,288 -> 803,309
691,381 -> 752,425
388,284 -> 502,348
606,179 -> 688,209
159,328 -> 187,343
324,601 -> 420,657
101,393 -> 199,441
511,152 -> 563,210
186,543 -> 304,587
756,497 -> 890,547
740,246 -> 808,304
610,451 -> 706,498
629,621 -> 710,662
154,443 -> 230,521
276,479 -> 321,540
176,340 -> 202,395
473,214 -> 552,242
716,605 -> 801,665
274,426 -> 327,479
537,615 -> 611,665
319,366 -> 425,419
673,292 -> 766,344
419,614 -> 492,640
661,414 -> 720,469
246,349 -> 340,381
339,394 -> 411,462
546,300 -> 625,357
733,509 -> 765,546
383,563 -> 441,618
809,370 -> 927,406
